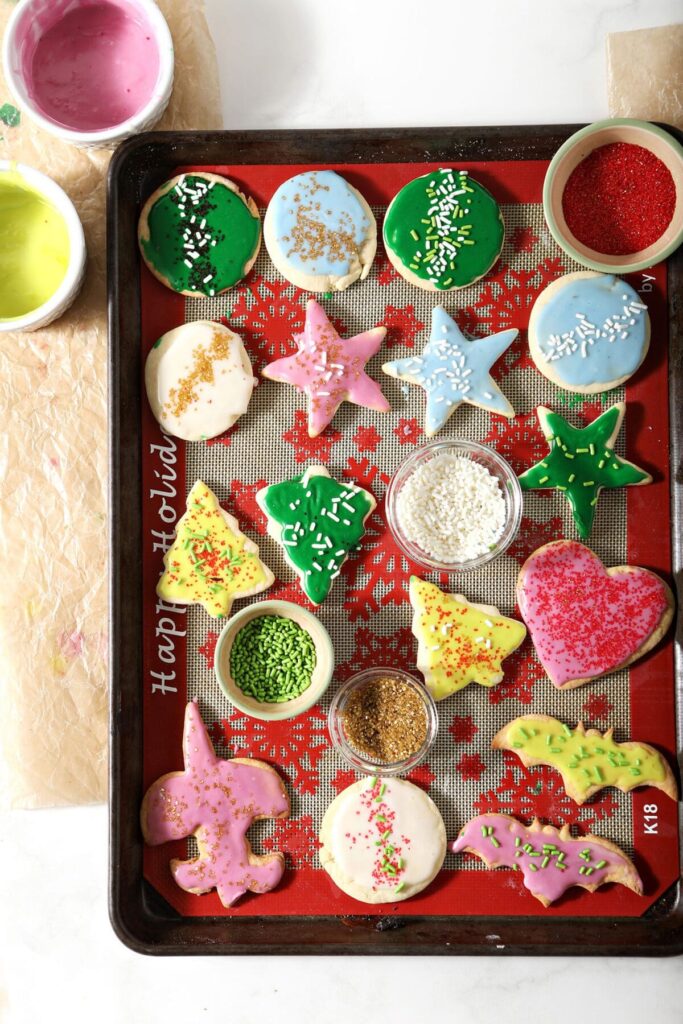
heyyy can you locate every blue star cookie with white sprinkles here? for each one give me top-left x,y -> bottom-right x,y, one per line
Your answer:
382,306 -> 517,435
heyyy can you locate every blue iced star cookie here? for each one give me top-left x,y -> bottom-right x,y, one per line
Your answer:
382,306 -> 517,435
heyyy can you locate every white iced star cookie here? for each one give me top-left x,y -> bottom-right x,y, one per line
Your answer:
382,306 -> 517,435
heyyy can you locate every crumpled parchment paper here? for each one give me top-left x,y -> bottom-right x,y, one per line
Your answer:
607,24 -> 683,130
0,0 -> 222,808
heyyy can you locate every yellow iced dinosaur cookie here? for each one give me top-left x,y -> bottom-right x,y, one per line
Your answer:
157,481 -> 274,618
409,576 -> 527,700
492,715 -> 677,805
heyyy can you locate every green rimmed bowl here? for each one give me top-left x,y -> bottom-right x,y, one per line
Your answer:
543,118 -> 683,273
214,599 -> 334,721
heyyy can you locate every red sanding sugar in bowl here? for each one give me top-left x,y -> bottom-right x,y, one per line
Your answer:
562,142 -> 676,256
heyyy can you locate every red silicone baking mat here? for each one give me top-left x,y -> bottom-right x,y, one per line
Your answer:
138,155 -> 677,923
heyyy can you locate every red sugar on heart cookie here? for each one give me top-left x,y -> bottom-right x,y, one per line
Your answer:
517,540 -> 674,689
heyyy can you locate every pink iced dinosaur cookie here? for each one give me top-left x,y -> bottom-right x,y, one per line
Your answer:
261,298 -> 390,437
517,540 -> 674,689
140,701 -> 289,907
450,813 -> 643,907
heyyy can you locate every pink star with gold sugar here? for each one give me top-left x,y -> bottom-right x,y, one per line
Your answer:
262,299 -> 391,437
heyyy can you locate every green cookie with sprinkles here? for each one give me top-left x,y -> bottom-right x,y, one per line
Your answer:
383,168 -> 505,290
256,466 -> 376,604
138,172 -> 262,297
518,403 -> 652,538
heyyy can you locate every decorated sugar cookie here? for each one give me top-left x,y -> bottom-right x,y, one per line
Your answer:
256,466 -> 375,605
529,272 -> 650,393
263,170 -> 377,291
518,403 -> 651,537
516,540 -> 674,690
383,306 -> 516,434
141,701 -> 289,908
261,298 -> 390,437
138,172 -> 261,297
492,715 -> 677,804
383,169 -> 504,291
450,814 -> 643,908
319,777 -> 447,904
157,481 -> 274,618
409,576 -> 527,701
144,320 -> 255,441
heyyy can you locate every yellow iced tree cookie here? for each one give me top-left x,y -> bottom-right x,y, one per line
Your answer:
409,576 -> 526,700
157,481 -> 274,618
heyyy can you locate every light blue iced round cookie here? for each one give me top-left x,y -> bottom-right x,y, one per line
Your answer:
263,170 -> 376,291
528,271 -> 650,394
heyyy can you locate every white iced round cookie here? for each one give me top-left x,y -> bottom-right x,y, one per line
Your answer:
528,271 -> 651,394
319,777 -> 446,903
145,321 -> 255,442
263,170 -> 377,292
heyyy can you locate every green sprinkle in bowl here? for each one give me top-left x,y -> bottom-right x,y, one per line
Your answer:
214,599 -> 334,721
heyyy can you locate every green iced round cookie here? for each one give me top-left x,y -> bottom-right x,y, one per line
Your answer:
138,172 -> 261,297
383,168 -> 504,290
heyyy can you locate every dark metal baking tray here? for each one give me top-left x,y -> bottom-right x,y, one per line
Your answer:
108,126 -> 683,955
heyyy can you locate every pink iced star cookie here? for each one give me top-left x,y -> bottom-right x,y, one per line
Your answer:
262,298 -> 390,437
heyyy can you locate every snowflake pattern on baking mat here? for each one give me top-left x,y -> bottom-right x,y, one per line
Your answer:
393,417 -> 423,446
582,692 -> 615,723
210,707 -> 328,795
456,752 -> 488,782
335,624 -> 416,681
486,644 -> 545,706
262,814 -> 320,869
228,478 -> 269,535
198,630 -> 219,668
481,408 -> 547,474
375,252 -> 400,286
449,714 -> 478,746
383,303 -> 425,349
282,410 -> 342,464
509,226 -> 539,254
506,513 -> 564,566
473,751 -> 620,830
353,424 -> 382,453
229,276 -> 307,368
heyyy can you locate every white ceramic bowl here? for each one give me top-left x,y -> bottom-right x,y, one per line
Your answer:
214,600 -> 335,722
3,0 -> 174,149
0,162 -> 86,332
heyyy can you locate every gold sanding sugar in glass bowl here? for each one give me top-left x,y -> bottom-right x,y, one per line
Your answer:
328,668 -> 438,775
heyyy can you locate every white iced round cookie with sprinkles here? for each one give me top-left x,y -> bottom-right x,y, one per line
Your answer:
383,169 -> 505,291
263,170 -> 377,291
528,272 -> 651,394
319,777 -> 446,904
145,321 -> 255,442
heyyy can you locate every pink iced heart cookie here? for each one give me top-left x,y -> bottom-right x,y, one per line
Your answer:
517,540 -> 674,689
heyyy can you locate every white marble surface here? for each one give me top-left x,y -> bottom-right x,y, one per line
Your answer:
3,0 -> 683,1020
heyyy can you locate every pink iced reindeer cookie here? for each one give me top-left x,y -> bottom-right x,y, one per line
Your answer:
141,701 -> 290,907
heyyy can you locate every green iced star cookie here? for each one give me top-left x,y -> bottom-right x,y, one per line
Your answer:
518,403 -> 651,537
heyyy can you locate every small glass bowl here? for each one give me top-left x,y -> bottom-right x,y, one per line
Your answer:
385,438 -> 522,572
328,667 -> 438,776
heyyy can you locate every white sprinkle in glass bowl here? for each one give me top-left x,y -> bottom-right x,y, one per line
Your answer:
385,438 -> 522,572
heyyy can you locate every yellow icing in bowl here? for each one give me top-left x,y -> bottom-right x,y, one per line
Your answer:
0,170 -> 70,319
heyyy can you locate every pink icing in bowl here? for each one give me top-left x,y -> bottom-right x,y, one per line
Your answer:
3,0 -> 174,147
